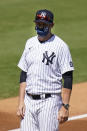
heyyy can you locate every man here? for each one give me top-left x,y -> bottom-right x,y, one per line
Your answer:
17,9 -> 74,131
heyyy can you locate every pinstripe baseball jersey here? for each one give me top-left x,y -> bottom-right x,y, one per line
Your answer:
18,35 -> 74,94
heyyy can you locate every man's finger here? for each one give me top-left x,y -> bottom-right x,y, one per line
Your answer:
17,110 -> 20,116
19,108 -> 22,116
21,107 -> 25,118
59,117 -> 68,124
23,106 -> 25,115
64,117 -> 68,121
18,108 -> 24,118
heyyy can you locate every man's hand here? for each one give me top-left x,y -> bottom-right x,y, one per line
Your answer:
17,102 -> 26,119
58,106 -> 69,124
17,82 -> 26,119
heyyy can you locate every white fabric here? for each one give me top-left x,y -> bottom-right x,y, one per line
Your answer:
18,35 -> 74,94
20,94 -> 62,131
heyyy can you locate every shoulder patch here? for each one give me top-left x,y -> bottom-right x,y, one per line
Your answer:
69,61 -> 73,67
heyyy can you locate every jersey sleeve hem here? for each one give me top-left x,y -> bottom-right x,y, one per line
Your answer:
61,68 -> 74,75
17,64 -> 27,72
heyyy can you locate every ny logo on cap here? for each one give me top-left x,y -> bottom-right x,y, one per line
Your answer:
40,12 -> 46,18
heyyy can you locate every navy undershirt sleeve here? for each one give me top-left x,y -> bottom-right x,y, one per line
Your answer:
62,71 -> 73,90
20,70 -> 27,83
20,70 -> 73,89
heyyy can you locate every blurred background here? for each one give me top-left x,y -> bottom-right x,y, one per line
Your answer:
0,0 -> 87,99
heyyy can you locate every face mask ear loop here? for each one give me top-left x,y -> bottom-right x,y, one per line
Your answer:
35,26 -> 37,31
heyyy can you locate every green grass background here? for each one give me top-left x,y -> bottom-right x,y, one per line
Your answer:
0,0 -> 87,99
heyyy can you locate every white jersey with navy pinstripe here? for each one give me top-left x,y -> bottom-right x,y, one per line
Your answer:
18,35 -> 74,94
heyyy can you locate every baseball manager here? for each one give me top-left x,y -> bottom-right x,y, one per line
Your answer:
17,9 -> 74,131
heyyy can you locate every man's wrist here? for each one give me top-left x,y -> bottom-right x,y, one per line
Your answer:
62,103 -> 70,110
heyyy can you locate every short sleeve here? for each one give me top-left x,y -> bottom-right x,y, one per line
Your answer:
17,41 -> 28,72
58,44 -> 74,74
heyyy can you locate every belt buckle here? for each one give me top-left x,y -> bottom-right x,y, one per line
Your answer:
40,94 -> 45,99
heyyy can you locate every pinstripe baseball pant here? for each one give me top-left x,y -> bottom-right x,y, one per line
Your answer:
20,93 -> 62,131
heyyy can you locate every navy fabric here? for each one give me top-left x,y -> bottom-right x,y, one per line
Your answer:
34,9 -> 54,24
62,71 -> 73,90
20,70 -> 27,83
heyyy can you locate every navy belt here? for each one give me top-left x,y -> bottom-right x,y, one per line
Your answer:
26,93 -> 51,100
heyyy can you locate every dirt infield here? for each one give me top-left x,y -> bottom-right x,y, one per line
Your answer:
0,82 -> 87,131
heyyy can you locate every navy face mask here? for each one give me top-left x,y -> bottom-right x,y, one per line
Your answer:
35,26 -> 49,37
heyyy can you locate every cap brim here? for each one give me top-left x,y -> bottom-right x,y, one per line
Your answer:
34,19 -> 52,24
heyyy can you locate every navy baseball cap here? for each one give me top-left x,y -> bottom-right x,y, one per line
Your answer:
34,9 -> 54,24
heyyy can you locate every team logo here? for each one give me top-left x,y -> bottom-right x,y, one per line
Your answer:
69,61 -> 73,67
40,12 -> 46,17
42,51 -> 56,65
